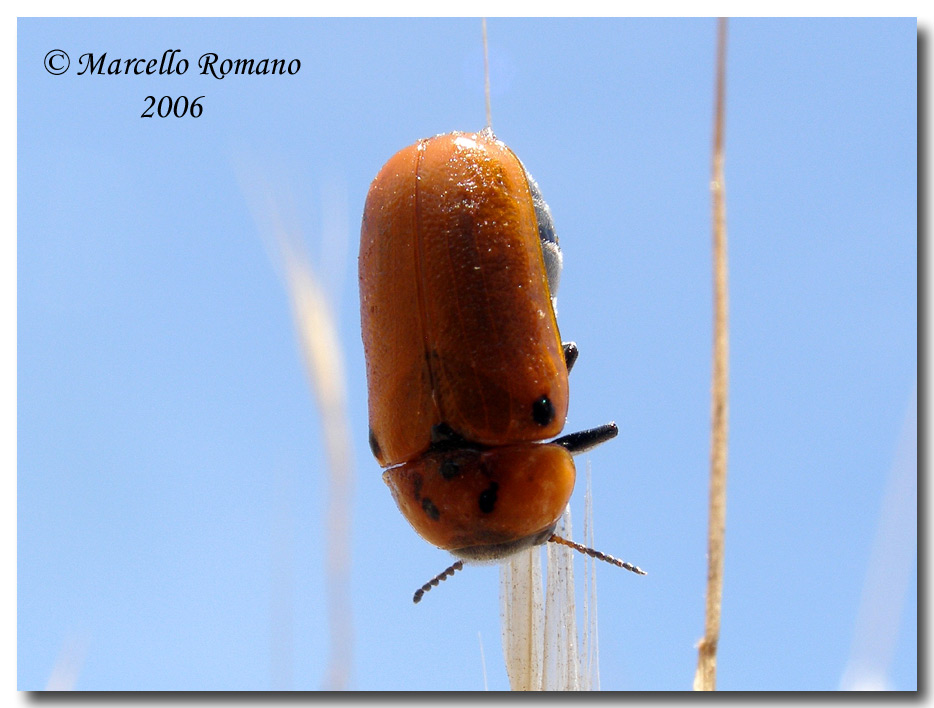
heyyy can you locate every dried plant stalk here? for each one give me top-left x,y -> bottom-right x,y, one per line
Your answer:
241,175 -> 355,690
544,510 -> 580,690
694,17 -> 729,692
500,546 -> 544,690
482,18 -> 492,130
582,465 -> 600,691
500,505 -> 590,691
840,389 -> 917,689
45,633 -> 88,690
279,240 -> 354,690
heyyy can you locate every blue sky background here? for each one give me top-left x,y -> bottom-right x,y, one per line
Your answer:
17,18 -> 916,691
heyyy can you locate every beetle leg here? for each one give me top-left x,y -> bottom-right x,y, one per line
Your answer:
553,422 -> 617,455
562,341 -> 579,374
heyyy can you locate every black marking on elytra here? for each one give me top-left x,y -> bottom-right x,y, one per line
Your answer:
422,497 -> 440,521
430,422 -> 457,443
368,427 -> 381,458
478,482 -> 499,514
532,396 -> 555,426
562,342 -> 579,374
427,423 -> 488,456
440,458 -> 461,480
412,474 -> 423,502
429,422 -> 469,451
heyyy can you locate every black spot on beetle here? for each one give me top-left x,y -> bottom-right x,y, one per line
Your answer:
440,459 -> 461,480
532,396 -> 555,426
412,474 -> 423,502
368,428 -> 381,458
431,422 -> 460,444
478,482 -> 499,514
422,497 -> 440,521
429,422 -> 471,453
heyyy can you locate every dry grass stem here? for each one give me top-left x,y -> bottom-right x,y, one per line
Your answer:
694,17 -> 729,692
500,501 -> 601,691
500,545 -> 544,690
45,633 -> 88,691
482,18 -> 492,130
478,632 -> 489,691
544,510 -> 581,690
840,388 -> 917,689
582,466 -> 600,690
279,236 -> 355,691
241,174 -> 355,690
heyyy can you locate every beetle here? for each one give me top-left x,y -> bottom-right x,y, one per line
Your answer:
359,129 -> 643,601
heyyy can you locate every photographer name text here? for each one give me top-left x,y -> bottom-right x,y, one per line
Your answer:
76,49 -> 301,80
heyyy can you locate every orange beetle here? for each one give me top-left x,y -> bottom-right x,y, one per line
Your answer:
359,129 -> 642,599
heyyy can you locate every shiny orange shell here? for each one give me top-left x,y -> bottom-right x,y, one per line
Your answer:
360,131 -> 569,468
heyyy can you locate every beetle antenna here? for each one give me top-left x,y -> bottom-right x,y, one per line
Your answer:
413,560 -> 465,604
548,534 -> 646,576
